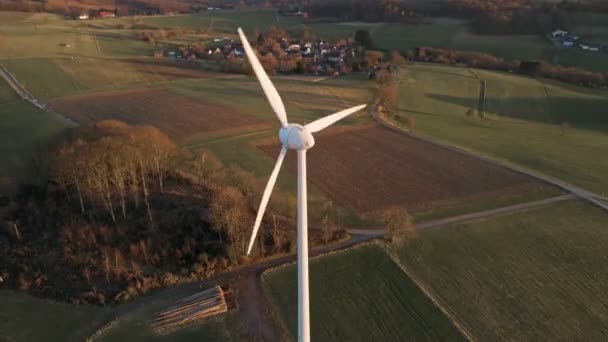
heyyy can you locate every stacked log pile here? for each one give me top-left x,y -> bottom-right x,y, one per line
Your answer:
151,285 -> 237,335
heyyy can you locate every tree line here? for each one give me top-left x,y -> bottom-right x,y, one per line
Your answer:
413,47 -> 608,88
0,120 -> 345,305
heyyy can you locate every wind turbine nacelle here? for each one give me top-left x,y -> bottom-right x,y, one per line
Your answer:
279,124 -> 315,150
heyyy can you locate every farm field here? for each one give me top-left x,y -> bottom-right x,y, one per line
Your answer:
393,200 -> 608,341
263,245 -> 465,341
393,63 -> 608,195
0,79 -> 70,189
258,124 -> 554,216
2,58 -> 223,100
50,87 -> 269,143
0,12 -> 152,59
144,9 -> 302,33
0,290 -> 111,341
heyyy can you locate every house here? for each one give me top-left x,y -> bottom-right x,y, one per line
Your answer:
551,29 -> 568,38
587,43 -> 602,52
326,51 -> 343,63
562,40 -> 575,47
99,10 -> 116,18
231,43 -> 244,57
78,13 -> 89,20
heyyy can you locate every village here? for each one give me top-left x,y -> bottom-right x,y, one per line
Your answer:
168,34 -> 364,76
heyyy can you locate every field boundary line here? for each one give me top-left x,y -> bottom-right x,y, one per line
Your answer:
0,64 -> 78,126
383,246 -> 475,342
477,79 -> 486,116
371,104 -> 608,212
94,32 -> 102,57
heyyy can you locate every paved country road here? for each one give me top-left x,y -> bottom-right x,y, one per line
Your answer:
371,103 -> 608,212
81,192 -> 574,341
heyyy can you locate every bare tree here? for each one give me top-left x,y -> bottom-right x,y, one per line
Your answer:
561,122 -> 569,136
383,207 -> 415,244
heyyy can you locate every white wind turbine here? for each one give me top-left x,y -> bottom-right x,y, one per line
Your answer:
237,28 -> 366,342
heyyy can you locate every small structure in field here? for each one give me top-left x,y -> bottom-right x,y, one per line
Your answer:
150,285 -> 237,335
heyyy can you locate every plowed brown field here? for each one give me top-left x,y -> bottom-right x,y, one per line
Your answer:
259,124 -> 544,213
50,88 -> 268,143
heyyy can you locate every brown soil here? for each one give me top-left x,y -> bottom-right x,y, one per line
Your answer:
258,124 -> 543,213
50,88 -> 268,143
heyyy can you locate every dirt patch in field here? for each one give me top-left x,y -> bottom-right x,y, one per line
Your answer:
258,124 -> 543,213
50,88 -> 268,143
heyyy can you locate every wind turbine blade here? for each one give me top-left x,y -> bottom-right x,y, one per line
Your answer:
238,27 -> 288,128
246,146 -> 288,255
305,104 -> 367,133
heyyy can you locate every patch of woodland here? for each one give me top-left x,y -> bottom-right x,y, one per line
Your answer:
0,120 -> 346,305
412,47 -> 608,88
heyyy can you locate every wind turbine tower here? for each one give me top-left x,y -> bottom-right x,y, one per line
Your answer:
237,28 -> 366,342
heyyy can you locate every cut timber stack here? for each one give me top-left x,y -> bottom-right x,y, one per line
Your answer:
151,285 -> 237,335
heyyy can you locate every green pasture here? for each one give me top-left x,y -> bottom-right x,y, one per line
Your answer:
263,245 -> 464,341
0,290 -> 111,341
394,200 -> 608,341
0,79 -> 70,189
393,63 -> 608,195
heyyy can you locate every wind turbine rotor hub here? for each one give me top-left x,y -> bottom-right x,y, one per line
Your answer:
279,124 -> 316,151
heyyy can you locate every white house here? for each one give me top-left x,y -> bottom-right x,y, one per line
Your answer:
562,40 -> 574,47
551,29 -> 568,37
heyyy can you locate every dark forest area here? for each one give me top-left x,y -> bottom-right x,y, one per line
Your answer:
0,121 -> 345,304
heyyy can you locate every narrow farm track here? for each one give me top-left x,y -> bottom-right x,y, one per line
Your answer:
0,64 -> 77,126
84,192 -> 574,341
371,104 -> 608,212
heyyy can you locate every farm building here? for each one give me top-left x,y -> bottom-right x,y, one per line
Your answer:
99,10 -> 116,18
551,29 -> 568,38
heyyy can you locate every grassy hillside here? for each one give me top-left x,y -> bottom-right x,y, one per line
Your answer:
0,290 -> 111,341
393,200 -> 608,341
263,245 -> 465,341
0,79 -> 70,189
393,64 -> 608,195
99,290 -> 240,342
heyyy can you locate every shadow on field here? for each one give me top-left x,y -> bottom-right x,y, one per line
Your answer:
429,93 -> 608,130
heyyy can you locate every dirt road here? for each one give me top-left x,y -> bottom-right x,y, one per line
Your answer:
0,64 -> 76,125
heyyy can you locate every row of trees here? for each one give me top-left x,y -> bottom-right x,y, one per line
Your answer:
0,0 -> 194,15
302,0 -> 579,35
414,47 -> 608,88
49,120 -> 176,224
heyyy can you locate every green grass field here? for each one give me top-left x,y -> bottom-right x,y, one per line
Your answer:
0,79 -> 70,189
393,64 -> 608,195
99,287 -> 241,342
263,245 -> 465,341
393,200 -> 608,341
0,290 -> 111,341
